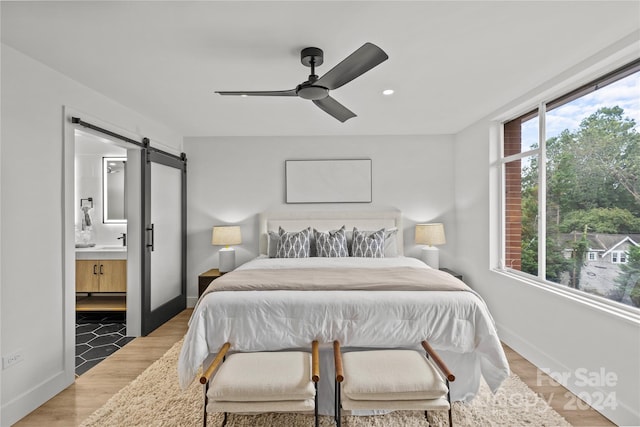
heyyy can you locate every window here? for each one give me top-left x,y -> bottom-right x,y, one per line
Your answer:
501,59 -> 640,309
612,251 -> 628,264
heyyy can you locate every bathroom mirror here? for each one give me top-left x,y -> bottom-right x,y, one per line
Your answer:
103,157 -> 127,223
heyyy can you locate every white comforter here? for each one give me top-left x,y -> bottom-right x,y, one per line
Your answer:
178,256 -> 509,412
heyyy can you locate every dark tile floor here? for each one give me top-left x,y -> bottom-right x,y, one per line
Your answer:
76,312 -> 134,376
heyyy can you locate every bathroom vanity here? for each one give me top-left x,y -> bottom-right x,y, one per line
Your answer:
76,246 -> 127,311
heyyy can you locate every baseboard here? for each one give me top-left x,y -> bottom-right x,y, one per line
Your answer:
497,321 -> 639,426
1,370 -> 72,426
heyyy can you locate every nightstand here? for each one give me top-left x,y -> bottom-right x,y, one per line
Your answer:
198,268 -> 224,297
439,268 -> 463,281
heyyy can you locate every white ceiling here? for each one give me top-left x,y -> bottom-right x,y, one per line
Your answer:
75,129 -> 128,156
2,1 -> 639,137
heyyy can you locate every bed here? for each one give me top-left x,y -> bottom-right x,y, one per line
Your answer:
178,210 -> 509,415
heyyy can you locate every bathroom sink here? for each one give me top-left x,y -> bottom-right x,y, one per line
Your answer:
96,245 -> 126,250
75,244 -> 127,260
76,244 -> 125,251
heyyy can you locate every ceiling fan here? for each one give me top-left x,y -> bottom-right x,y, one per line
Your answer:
216,43 -> 389,122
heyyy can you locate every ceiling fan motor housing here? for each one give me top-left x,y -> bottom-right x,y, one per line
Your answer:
300,47 -> 324,67
296,83 -> 329,100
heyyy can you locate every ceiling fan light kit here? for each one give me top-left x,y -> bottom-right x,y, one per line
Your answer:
216,43 -> 388,122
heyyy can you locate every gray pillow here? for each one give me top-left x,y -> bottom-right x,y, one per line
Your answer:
351,227 -> 385,258
314,226 -> 348,257
275,227 -> 311,258
346,227 -> 398,257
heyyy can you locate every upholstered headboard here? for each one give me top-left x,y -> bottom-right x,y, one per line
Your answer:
258,210 -> 403,255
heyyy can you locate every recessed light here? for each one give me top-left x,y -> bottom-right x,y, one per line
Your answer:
240,94 -> 248,98
382,89 -> 394,96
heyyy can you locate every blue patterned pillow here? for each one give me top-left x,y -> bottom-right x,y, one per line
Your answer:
314,226 -> 348,257
276,227 -> 311,258
351,228 -> 385,258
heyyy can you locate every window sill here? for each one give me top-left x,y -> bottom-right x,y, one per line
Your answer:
492,268 -> 640,325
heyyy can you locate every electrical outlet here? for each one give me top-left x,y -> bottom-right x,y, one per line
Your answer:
2,349 -> 25,369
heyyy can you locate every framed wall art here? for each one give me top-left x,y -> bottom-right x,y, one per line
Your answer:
285,159 -> 372,204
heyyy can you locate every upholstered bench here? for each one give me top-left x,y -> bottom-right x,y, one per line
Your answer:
333,340 -> 455,426
200,341 -> 320,427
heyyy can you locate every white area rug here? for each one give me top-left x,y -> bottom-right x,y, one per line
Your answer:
80,339 -> 571,426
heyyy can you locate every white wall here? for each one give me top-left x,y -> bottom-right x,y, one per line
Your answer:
184,135 -> 456,306
451,37 -> 640,426
0,44 -> 182,425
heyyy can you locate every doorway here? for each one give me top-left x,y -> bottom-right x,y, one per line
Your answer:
73,129 -> 136,374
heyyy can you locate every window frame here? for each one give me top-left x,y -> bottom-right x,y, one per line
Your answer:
498,58 -> 640,315
611,251 -> 627,264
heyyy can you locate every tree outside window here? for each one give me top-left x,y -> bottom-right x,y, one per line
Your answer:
502,61 -> 640,309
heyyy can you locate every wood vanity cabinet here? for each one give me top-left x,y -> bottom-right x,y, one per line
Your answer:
76,260 -> 127,293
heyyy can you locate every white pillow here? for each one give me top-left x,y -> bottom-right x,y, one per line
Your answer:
267,230 -> 279,258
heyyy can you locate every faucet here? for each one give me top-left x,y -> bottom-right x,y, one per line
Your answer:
117,233 -> 127,247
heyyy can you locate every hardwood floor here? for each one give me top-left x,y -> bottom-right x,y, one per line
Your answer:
13,309 -> 192,427
504,344 -> 615,426
14,309 -> 616,427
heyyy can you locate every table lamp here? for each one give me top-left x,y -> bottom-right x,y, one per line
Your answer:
415,223 -> 446,269
212,226 -> 242,273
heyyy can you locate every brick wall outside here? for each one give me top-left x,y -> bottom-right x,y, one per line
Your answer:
504,119 -> 522,270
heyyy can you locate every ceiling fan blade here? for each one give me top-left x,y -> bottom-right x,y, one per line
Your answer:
216,89 -> 297,96
313,96 -> 356,122
315,42 -> 388,90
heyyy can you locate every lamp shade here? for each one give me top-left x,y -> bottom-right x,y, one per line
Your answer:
211,226 -> 242,246
415,223 -> 446,246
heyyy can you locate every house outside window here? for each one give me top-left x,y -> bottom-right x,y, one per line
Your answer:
612,251 -> 628,264
501,59 -> 640,309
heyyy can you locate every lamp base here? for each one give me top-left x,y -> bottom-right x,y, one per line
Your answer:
219,248 -> 236,273
421,246 -> 440,269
